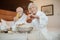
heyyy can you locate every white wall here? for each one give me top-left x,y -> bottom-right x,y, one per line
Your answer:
31,0 -> 60,32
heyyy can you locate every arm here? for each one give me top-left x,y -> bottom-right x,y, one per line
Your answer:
37,11 -> 48,28
14,17 -> 19,22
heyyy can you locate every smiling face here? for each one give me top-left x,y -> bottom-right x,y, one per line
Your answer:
28,3 -> 38,15
16,7 -> 23,16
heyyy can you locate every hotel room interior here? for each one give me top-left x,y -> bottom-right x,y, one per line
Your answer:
0,0 -> 60,40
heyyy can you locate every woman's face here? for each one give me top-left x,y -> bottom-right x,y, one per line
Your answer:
16,7 -> 23,16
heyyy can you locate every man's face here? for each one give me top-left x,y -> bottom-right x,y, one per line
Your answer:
28,4 -> 37,15
16,7 -> 23,16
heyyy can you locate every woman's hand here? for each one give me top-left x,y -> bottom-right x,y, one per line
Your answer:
14,17 -> 19,22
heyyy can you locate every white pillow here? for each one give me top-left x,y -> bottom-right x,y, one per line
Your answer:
0,19 -> 7,30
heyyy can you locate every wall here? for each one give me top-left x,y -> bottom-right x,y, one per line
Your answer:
31,0 -> 60,32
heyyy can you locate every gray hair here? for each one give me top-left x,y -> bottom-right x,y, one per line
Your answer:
28,3 -> 37,10
16,7 -> 23,12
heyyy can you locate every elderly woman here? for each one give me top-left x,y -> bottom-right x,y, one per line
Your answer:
26,2 -> 51,40
14,7 -> 24,22
11,7 -> 26,32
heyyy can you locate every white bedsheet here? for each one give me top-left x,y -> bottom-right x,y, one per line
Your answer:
0,31 -> 60,40
0,21 -> 60,40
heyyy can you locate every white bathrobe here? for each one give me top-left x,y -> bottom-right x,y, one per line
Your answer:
29,10 -> 52,40
11,13 -> 27,31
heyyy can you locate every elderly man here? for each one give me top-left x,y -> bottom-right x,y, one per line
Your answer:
26,3 -> 51,40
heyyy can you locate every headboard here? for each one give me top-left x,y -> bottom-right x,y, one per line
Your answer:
0,0 -> 33,21
0,9 -> 16,21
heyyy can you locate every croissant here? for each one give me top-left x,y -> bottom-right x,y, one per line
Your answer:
26,18 -> 32,23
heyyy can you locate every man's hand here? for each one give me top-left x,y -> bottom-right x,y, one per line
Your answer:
26,14 -> 39,23
31,15 -> 39,19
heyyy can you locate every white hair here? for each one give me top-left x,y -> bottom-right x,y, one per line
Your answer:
16,7 -> 23,12
28,3 -> 37,10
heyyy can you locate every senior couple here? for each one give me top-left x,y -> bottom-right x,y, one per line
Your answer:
0,2 -> 52,40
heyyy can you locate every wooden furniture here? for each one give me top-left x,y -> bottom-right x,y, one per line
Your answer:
0,9 -> 16,21
0,0 -> 32,11
0,0 -> 33,21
